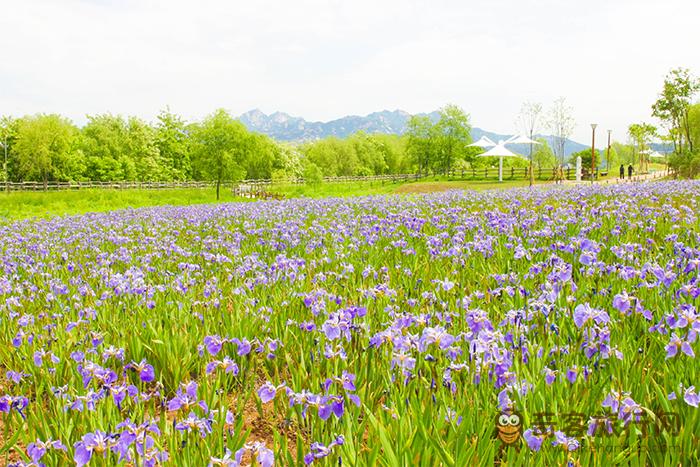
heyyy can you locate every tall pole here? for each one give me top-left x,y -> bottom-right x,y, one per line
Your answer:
590,124 -> 597,184
3,134 -> 7,193
529,130 -> 534,188
606,129 -> 611,172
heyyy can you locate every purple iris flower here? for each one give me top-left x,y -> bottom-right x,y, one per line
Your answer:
206,356 -> 239,376
203,335 -> 226,356
665,333 -> 695,358
27,438 -> 67,464
258,381 -> 285,403
543,368 -> 557,385
235,442 -> 274,467
497,389 -> 512,411
109,382 -> 138,409
167,381 -> 207,412
6,371 -> 29,384
523,428 -> 543,451
127,359 -> 155,382
612,292 -> 632,314
209,449 -> 238,466
175,411 -> 213,437
552,431 -> 579,451
74,431 -> 116,467
304,435 -> 345,465
0,394 -> 29,418
573,303 -> 610,328
684,386 -> 699,407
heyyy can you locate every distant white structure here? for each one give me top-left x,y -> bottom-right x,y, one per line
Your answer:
468,135 -> 539,182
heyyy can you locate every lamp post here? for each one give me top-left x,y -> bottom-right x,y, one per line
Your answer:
606,129 -> 611,172
529,129 -> 534,188
1,135 -> 6,193
590,124 -> 597,183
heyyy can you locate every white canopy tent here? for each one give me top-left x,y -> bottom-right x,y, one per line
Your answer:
468,136 -> 497,148
466,134 -> 540,182
476,143 -> 527,182
505,134 -> 542,146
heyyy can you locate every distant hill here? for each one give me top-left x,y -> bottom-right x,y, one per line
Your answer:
239,109 -> 591,157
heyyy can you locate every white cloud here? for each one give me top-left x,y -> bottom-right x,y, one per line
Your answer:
1,0 -> 698,143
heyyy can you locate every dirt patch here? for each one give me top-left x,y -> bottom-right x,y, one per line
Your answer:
394,182 -> 465,194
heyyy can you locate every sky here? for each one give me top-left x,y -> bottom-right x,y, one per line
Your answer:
1,0 -> 699,143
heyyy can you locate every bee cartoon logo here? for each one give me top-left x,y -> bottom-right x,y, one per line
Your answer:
494,411 -> 522,449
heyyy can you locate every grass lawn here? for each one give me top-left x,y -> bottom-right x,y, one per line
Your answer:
0,188 -> 248,220
0,178 -> 556,220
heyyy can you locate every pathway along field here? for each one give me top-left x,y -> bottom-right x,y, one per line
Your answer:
0,181 -> 698,466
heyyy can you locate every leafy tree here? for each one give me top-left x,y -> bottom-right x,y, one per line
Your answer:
155,108 -> 191,180
405,115 -> 434,175
531,138 -> 556,168
688,103 -> 700,151
351,132 -> 390,175
190,109 -> 247,199
80,114 -> 135,181
241,133 -> 280,179
569,148 -> 603,171
628,123 -> 657,173
611,142 -> 634,166
302,161 -> 323,185
432,105 -> 472,174
0,116 -> 19,184
652,68 -> 700,154
13,114 -> 80,187
125,117 -> 164,181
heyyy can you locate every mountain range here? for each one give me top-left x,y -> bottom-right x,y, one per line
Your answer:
238,109 -> 592,157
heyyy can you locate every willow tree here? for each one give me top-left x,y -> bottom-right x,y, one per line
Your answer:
13,114 -> 80,188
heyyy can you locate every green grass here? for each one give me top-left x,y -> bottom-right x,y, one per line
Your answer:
0,179 -> 555,220
0,188 -> 248,220
269,180 -> 401,198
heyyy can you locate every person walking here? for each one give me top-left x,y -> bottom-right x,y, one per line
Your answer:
619,164 -> 625,180
628,164 -> 633,180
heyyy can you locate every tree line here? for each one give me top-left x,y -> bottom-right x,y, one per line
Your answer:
0,105 -> 488,197
2,68 -> 697,197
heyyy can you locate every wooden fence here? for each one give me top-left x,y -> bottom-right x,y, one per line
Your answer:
1,166 -> 667,193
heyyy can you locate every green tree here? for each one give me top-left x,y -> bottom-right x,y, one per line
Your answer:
688,103 -> 700,151
190,109 -> 247,200
302,161 -> 323,185
531,138 -> 556,168
125,117 -> 164,181
405,115 -> 434,175
13,114 -> 80,188
432,105 -> 472,174
155,108 -> 191,180
651,67 -> 700,154
80,114 -> 135,181
628,123 -> 657,173
241,133 -> 280,179
0,116 -> 19,184
570,148 -> 603,171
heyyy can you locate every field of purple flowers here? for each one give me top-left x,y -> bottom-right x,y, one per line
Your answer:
1,181 -> 699,466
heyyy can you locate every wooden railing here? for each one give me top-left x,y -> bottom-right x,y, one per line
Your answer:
1,166 -> 668,192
